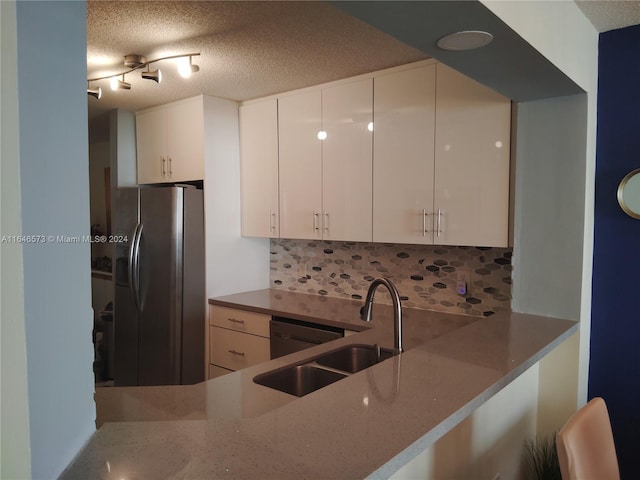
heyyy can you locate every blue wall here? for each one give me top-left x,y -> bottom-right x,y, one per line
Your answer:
16,2 -> 95,477
590,25 -> 640,477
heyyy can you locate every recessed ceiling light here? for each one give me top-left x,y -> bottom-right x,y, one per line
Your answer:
437,30 -> 494,51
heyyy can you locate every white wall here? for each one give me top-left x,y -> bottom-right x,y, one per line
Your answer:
392,364 -> 540,480
511,96 -> 588,321
512,95 -> 588,434
482,0 -> 598,409
0,1 -> 31,477
203,95 -> 270,297
15,2 -> 95,478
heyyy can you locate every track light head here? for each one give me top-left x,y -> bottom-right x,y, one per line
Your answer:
142,68 -> 162,84
178,56 -> 200,78
87,86 -> 102,99
110,76 -> 131,91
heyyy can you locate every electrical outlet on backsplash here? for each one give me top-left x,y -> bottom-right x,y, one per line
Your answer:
270,239 -> 512,317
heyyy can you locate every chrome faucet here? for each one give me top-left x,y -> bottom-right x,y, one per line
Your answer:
360,277 -> 403,354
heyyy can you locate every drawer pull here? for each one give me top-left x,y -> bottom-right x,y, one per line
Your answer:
228,349 -> 245,356
227,318 -> 245,324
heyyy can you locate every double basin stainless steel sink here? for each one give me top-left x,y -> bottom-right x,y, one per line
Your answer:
253,344 -> 395,397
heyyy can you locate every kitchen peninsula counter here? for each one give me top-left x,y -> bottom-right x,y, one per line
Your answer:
62,289 -> 577,479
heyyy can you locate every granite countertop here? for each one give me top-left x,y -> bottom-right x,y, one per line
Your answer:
61,289 -> 578,479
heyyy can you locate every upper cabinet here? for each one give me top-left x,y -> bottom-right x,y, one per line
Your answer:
239,60 -> 511,248
373,64 -> 437,244
278,89 -> 323,239
373,63 -> 511,247
433,64 -> 511,247
239,99 -> 280,237
321,79 -> 373,242
279,79 -> 373,241
136,96 -> 205,184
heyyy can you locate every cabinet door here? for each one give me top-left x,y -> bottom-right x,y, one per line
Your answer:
278,90 -> 323,239
322,79 -> 373,242
167,97 -> 204,182
136,108 -> 168,184
434,64 -> 511,247
240,100 -> 279,237
373,65 -> 436,244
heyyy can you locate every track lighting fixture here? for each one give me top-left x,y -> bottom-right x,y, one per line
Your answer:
87,85 -> 102,100
87,52 -> 199,100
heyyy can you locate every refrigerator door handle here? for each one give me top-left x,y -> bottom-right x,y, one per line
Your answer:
128,223 -> 143,312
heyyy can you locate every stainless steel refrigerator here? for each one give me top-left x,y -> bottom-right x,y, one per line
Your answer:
113,185 -> 205,386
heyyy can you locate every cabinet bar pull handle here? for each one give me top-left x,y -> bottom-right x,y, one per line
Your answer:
168,157 -> 172,178
270,211 -> 276,232
436,208 -> 443,237
324,212 -> 329,233
422,209 -> 429,236
313,211 -> 320,232
228,349 -> 245,356
227,318 -> 245,324
161,157 -> 166,177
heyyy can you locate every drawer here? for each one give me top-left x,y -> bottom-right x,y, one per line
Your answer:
209,305 -> 270,338
210,326 -> 270,371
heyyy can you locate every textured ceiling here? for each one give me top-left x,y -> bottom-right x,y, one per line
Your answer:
88,0 -> 640,133
87,1 -> 427,123
576,0 -> 640,32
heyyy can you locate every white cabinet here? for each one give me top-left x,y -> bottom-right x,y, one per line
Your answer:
373,63 -> 511,247
240,100 -> 279,237
136,108 -> 167,184
278,90 -> 323,239
136,96 -> 205,184
207,305 -> 271,379
241,60 -> 510,247
373,64 -> 437,244
278,79 -> 373,241
322,80 -> 373,242
433,64 -> 511,247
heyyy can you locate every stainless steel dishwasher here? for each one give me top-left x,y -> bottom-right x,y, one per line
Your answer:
270,317 -> 344,359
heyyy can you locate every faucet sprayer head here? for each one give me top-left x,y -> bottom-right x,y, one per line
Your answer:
360,302 -> 373,321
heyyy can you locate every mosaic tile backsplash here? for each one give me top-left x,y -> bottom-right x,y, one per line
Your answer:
270,239 -> 513,317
